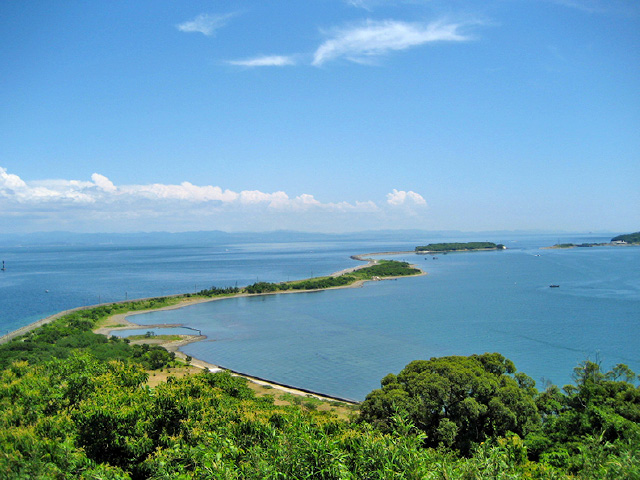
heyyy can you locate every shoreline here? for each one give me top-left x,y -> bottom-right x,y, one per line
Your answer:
3,251 -> 425,403
99,252 -> 425,403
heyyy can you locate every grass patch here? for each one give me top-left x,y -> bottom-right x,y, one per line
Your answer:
125,334 -> 184,342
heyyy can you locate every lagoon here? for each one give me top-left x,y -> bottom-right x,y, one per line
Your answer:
128,236 -> 640,401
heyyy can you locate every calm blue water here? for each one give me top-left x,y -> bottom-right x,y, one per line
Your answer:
129,235 -> 638,401
1,233 -> 638,401
0,236 -> 422,334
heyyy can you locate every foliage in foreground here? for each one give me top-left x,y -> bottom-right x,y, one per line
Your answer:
361,354 -> 640,477
1,353 -> 639,479
0,355 -> 555,479
360,353 -> 539,455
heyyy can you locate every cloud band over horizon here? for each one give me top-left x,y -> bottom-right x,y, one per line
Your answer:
0,167 -> 427,232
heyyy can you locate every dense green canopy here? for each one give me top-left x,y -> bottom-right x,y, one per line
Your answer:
360,353 -> 539,454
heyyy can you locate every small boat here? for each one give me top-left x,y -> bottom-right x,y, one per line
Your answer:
549,285 -> 560,288
1,261 -> 5,271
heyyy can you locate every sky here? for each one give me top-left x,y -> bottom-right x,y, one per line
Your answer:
1,0 -> 638,234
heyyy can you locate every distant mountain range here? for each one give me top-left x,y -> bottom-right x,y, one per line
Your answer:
0,229 -> 624,247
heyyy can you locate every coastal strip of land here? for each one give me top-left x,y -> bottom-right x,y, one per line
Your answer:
1,253 -> 424,403
96,253 -> 425,402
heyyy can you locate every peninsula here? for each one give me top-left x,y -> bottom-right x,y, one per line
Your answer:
0,258 -> 423,402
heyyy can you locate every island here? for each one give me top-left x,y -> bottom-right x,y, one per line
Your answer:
415,241 -> 505,253
549,231 -> 640,249
611,231 -> 640,244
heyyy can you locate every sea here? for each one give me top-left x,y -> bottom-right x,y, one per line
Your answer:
1,232 -> 638,401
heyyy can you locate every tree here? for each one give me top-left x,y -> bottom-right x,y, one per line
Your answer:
359,353 -> 539,455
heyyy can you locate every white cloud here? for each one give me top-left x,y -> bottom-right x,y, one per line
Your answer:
0,167 -> 430,232
91,173 -> 117,192
0,167 -> 27,190
313,19 -> 473,66
296,194 -> 321,206
177,13 -> 235,36
239,190 -> 289,206
123,182 -> 239,203
228,55 -> 296,67
386,189 -> 427,206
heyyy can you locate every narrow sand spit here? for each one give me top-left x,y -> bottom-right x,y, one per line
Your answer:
4,252 -> 424,403
97,252 -> 423,403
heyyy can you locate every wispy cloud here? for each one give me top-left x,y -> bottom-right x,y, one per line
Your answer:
312,19 -> 474,66
227,55 -> 296,67
177,13 -> 236,36
345,0 -> 374,10
545,0 -> 640,15
545,0 -> 605,13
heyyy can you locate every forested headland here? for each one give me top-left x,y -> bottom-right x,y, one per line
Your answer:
611,231 -> 640,243
550,231 -> 640,249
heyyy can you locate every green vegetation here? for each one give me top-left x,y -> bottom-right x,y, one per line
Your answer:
550,233 -> 640,248
360,353 -> 539,455
0,298 -> 182,371
196,285 -> 241,297
552,243 -> 609,248
2,262 -> 639,478
612,231 -> 640,243
1,262 -> 419,370
245,260 -> 421,294
1,350 -> 638,479
360,354 -> 640,477
415,242 -> 504,252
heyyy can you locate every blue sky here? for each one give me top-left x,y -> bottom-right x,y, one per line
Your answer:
1,0 -> 638,233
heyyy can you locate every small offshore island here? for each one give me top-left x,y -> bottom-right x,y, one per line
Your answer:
415,241 -> 505,253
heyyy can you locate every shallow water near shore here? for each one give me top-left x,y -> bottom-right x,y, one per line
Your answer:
1,232 -> 638,401
131,236 -> 639,401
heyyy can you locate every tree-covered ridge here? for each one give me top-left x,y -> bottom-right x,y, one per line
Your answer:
245,260 -> 421,294
1,353 -> 639,479
611,231 -> 640,243
415,242 -> 504,252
